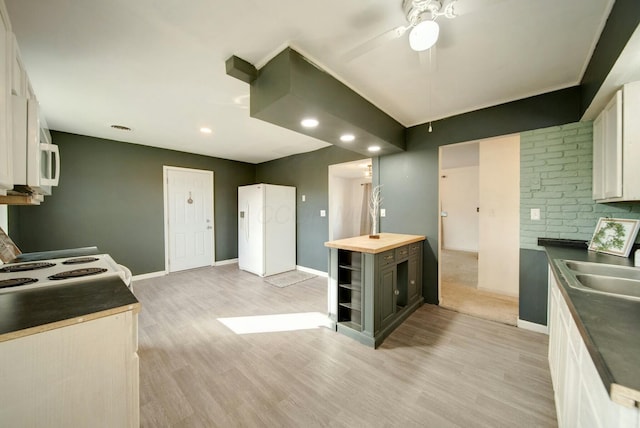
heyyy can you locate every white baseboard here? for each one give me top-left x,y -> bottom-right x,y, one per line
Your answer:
297,265 -> 328,278
214,258 -> 238,266
517,318 -> 548,334
132,271 -> 166,282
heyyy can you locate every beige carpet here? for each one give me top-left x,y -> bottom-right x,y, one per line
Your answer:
440,250 -> 478,287
440,249 -> 519,326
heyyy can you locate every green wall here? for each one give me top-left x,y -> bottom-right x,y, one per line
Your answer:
518,121 -> 640,325
255,145 -> 365,272
257,87 -> 583,304
380,87 -> 582,304
520,121 -> 640,250
9,132 -> 256,274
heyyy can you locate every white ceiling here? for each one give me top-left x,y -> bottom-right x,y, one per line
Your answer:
5,0 -> 615,164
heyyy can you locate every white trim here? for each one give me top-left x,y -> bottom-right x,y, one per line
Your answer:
297,265 -> 328,278
517,318 -> 549,335
214,258 -> 238,266
132,271 -> 166,282
163,166 -> 215,273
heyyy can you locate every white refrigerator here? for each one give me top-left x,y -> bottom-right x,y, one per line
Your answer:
238,184 -> 296,277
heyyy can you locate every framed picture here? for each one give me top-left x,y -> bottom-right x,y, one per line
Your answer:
588,217 -> 640,257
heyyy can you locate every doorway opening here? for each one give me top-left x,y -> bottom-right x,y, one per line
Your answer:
328,159 -> 372,241
438,136 -> 520,325
163,166 -> 215,273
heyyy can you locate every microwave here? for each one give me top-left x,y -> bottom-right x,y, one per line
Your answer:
12,96 -> 60,195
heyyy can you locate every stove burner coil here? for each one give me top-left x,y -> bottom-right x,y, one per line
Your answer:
0,262 -> 56,273
48,268 -> 108,280
0,278 -> 39,289
62,257 -> 100,265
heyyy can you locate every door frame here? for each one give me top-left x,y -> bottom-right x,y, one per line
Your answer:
437,135 -> 520,304
327,158 -> 372,241
163,166 -> 215,273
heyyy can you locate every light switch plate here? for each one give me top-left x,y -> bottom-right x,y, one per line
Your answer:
320,210 -> 326,217
531,208 -> 541,220
380,208 -> 386,217
302,195 -> 306,202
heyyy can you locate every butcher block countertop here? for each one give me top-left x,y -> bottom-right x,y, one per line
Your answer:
0,277 -> 139,343
325,233 -> 425,254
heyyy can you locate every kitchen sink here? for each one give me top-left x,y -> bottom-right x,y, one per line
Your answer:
556,260 -> 640,301
563,260 -> 640,280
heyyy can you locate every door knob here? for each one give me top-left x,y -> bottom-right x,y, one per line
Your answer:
394,289 -> 399,295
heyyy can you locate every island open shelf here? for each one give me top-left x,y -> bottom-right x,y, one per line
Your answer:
325,233 -> 425,348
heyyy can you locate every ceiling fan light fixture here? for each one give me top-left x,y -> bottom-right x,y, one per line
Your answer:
409,20 -> 439,51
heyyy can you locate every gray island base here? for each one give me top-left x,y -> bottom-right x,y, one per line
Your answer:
325,233 -> 425,348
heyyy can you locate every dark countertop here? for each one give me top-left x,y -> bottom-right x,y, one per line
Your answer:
543,243 -> 640,406
0,276 -> 139,342
11,246 -> 100,263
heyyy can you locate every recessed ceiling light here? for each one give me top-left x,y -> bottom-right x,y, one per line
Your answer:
301,118 -> 319,128
200,127 -> 212,134
340,134 -> 355,142
110,124 -> 131,131
368,145 -> 381,152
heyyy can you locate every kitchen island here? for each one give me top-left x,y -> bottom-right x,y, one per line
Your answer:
543,240 -> 640,427
325,233 -> 425,347
0,274 -> 140,427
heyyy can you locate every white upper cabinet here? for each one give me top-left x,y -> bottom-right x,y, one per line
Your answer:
593,81 -> 640,202
0,0 -> 12,196
11,33 -> 27,97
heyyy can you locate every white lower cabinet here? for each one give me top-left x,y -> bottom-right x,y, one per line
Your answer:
548,268 -> 639,427
0,311 -> 139,427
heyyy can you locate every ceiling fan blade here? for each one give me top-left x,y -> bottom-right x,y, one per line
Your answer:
342,25 -> 410,61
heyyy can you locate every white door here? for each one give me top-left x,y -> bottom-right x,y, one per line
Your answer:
440,166 -> 479,252
477,135 -> 520,296
165,167 -> 214,272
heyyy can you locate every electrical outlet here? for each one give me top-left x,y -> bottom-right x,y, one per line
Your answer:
531,208 -> 541,221
380,208 -> 386,217
320,210 -> 326,217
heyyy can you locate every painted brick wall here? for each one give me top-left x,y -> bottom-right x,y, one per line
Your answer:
520,121 -> 640,250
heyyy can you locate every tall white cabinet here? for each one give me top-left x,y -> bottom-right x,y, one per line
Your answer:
238,184 -> 296,277
0,1 -> 12,195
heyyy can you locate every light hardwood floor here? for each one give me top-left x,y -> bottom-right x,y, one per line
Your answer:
134,264 -> 557,427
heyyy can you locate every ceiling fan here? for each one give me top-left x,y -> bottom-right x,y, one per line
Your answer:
344,0 -> 478,60
403,0 -> 457,51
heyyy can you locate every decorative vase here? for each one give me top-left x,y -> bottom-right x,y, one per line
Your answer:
368,185 -> 382,239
